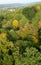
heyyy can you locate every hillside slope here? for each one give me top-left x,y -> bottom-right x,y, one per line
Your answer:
0,4 -> 41,65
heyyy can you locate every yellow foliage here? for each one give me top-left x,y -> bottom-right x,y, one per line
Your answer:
24,23 -> 37,35
32,36 -> 38,43
38,20 -> 41,28
17,29 -> 27,39
2,48 -> 7,53
35,6 -> 41,10
0,32 -> 7,38
6,42 -> 14,48
12,20 -> 19,27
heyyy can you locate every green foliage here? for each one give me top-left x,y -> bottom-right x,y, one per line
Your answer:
38,28 -> 41,43
0,28 -> 6,33
32,10 -> 41,28
19,16 -> 28,27
0,4 -> 41,65
15,47 -> 41,65
22,6 -> 38,22
7,30 -> 20,41
13,13 -> 22,21
0,15 -> 4,21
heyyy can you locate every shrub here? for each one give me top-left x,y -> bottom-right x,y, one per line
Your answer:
15,47 -> 41,65
7,30 -> 20,41
22,6 -> 38,21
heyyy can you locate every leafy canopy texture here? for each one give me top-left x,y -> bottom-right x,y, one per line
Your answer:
0,4 -> 41,65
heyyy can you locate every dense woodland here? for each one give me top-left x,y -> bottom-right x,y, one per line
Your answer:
0,4 -> 41,65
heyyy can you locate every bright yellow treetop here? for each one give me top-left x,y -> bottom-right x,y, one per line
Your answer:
12,20 -> 19,27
